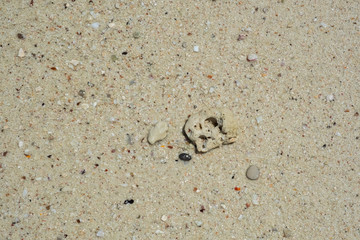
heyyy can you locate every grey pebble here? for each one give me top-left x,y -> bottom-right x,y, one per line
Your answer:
133,31 -> 141,39
246,165 -> 260,180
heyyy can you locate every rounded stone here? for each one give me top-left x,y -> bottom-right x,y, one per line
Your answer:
246,165 -> 260,180
179,153 -> 192,161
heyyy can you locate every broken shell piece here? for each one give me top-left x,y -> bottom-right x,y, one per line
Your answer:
148,121 -> 169,144
184,108 -> 238,152
18,48 -> 25,58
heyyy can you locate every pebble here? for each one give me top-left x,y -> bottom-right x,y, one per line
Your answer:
256,116 -> 263,124
246,165 -> 260,180
326,94 -> 334,102
193,46 -> 199,52
161,215 -> 167,222
195,220 -> 203,227
133,31 -> 141,39
96,230 -> 104,237
91,22 -> 100,29
247,54 -> 258,62
124,199 -> 134,204
148,121 -> 168,144
18,141 -> 24,148
252,194 -> 259,205
179,153 -> 192,161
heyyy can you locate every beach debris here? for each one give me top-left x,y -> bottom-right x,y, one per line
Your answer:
18,48 -> 25,58
179,153 -> 192,161
96,230 -> 104,237
184,108 -> 238,152
246,165 -> 260,180
195,220 -> 203,227
148,121 -> 168,144
247,53 -> 258,62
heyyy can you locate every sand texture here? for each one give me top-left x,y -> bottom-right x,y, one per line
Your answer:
0,0 -> 359,239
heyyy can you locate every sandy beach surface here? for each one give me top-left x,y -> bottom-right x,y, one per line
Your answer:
1,0 -> 359,239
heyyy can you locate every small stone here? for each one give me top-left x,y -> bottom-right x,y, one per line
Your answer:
326,94 -> 334,102
179,153 -> 192,161
111,55 -> 118,62
182,42 -> 187,48
124,199 -> 134,204
161,215 -> 167,222
246,165 -> 260,180
108,22 -> 115,28
18,48 -> 25,58
78,90 -> 85,97
35,86 -> 43,92
209,87 -> 215,93
17,33 -> 25,39
22,189 -> 28,197
320,22 -> 328,28
91,22 -> 100,29
18,141 -> 24,148
148,121 -> 168,144
256,116 -> 263,124
195,220 -> 203,227
96,230 -> 105,237
133,31 -> 141,39
193,46 -> 199,52
247,54 -> 258,62
283,228 -> 292,238
238,214 -> 244,221
252,194 -> 259,205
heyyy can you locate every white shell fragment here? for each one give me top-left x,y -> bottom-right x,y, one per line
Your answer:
148,121 -> 169,144
18,48 -> 25,58
184,108 -> 238,152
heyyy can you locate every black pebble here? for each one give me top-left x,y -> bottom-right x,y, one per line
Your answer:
179,153 -> 192,161
124,199 -> 134,204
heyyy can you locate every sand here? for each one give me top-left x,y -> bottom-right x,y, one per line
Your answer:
0,0 -> 359,239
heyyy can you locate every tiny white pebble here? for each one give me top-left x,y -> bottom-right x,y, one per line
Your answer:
96,230 -> 105,237
161,215 -> 167,222
335,132 -> 341,137
18,48 -> 25,58
108,22 -> 115,28
238,214 -> 244,221
320,22 -> 328,28
256,116 -> 263,124
247,54 -> 258,62
326,94 -> 334,101
209,87 -> 215,93
35,86 -> 42,92
91,22 -> 100,29
193,46 -> 199,52
22,189 -> 28,197
195,220 -> 203,227
155,230 -> 164,234
19,141 -> 24,148
252,194 -> 259,205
